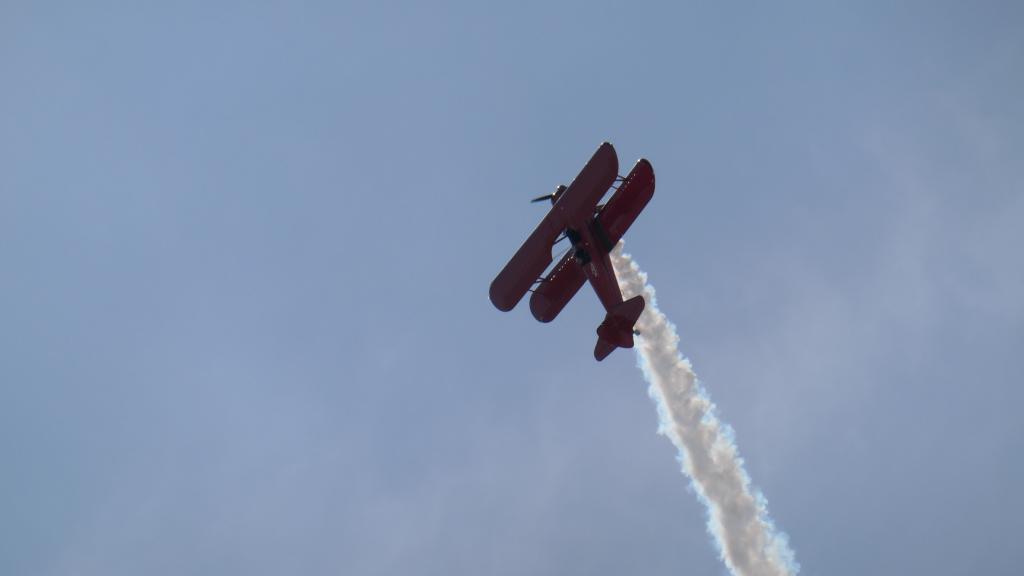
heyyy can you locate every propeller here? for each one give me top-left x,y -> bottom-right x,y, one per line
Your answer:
531,184 -> 567,205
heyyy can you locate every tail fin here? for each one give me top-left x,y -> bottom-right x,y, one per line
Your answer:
593,295 -> 645,361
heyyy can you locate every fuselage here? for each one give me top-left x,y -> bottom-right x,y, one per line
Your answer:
564,216 -> 624,314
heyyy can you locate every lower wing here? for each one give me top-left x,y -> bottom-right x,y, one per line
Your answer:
529,250 -> 586,323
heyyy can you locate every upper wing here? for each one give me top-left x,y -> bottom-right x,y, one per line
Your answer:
529,249 -> 586,322
553,142 -> 619,228
596,158 -> 655,248
489,142 -> 620,313
489,208 -> 565,312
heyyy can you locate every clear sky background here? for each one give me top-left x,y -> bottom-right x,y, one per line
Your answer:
2,2 -> 1022,574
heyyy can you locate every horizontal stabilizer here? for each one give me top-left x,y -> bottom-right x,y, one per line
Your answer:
593,295 -> 645,361
597,321 -> 634,349
594,338 -> 617,361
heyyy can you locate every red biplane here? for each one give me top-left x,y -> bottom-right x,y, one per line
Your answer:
489,142 -> 656,361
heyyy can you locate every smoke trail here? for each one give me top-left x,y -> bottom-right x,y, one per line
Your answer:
611,245 -> 798,576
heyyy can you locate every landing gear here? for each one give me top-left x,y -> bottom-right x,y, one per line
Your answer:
564,228 -> 590,265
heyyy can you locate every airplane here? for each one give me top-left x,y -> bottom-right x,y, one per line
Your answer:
489,142 -> 656,361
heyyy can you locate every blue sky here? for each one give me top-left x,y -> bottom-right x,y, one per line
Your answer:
2,2 -> 1022,574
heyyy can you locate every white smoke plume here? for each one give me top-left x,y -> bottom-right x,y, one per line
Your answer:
611,244 -> 798,576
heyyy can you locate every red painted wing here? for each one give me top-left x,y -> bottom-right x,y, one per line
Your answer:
529,250 -> 585,322
490,142 -> 620,313
552,142 -> 619,228
527,156 -> 653,324
489,209 -> 564,312
597,158 -> 655,247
